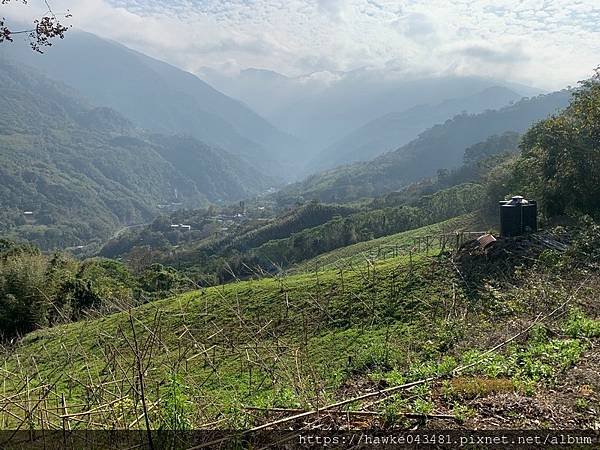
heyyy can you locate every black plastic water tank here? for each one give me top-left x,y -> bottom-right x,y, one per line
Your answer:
499,196 -> 537,237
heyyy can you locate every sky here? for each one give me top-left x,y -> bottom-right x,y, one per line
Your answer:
4,0 -> 600,89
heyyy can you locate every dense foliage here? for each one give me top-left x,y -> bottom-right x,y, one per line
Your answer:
0,239 -> 191,338
515,71 -> 600,219
206,202 -> 356,255
463,132 -> 520,166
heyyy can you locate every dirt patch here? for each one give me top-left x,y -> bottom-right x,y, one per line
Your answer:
336,376 -> 389,399
431,343 -> 600,430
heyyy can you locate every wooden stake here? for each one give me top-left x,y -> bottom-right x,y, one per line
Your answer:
61,394 -> 70,431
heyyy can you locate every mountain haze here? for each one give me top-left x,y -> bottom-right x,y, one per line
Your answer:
201,67 -> 543,155
0,59 -> 272,249
0,31 -> 303,178
279,90 -> 571,203
307,86 -> 523,172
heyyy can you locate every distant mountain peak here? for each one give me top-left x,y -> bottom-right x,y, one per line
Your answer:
240,67 -> 290,80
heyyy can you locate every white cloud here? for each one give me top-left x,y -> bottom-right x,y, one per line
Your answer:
3,0 -> 600,89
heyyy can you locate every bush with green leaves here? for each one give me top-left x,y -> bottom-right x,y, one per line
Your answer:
0,250 -> 50,337
562,309 -> 600,339
516,72 -> 600,219
0,240 -> 199,339
159,373 -> 193,431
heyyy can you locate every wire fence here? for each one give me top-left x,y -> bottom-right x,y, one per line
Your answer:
369,231 -> 488,260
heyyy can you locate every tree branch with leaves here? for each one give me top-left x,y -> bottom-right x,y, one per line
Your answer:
1,0 -> 71,52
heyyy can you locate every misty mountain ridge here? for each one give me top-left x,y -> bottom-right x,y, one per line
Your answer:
199,65 -> 544,154
0,31 -> 304,179
0,29 -> 548,183
277,89 -> 571,204
0,59 -> 274,249
306,85 -> 523,173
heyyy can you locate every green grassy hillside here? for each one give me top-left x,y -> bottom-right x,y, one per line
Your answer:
1,224 -> 598,431
290,213 -> 484,273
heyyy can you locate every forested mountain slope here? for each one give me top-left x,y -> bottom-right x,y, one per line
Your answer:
0,60 -> 273,249
0,31 -> 303,177
307,86 -> 522,172
280,91 -> 571,203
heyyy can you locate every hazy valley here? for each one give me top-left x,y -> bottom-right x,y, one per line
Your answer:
0,4 -> 599,445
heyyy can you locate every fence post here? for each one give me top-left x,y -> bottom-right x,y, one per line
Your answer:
61,394 -> 70,431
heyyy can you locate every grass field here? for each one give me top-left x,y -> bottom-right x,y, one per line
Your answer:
1,219 -> 598,432
290,213 -> 485,274
2,253 -> 454,427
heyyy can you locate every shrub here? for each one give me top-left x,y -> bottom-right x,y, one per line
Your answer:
0,252 -> 50,337
562,309 -> 600,339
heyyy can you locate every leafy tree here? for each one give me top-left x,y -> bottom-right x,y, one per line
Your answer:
0,240 -> 196,338
151,215 -> 172,232
482,156 -> 521,215
517,70 -> 600,219
139,264 -> 191,293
